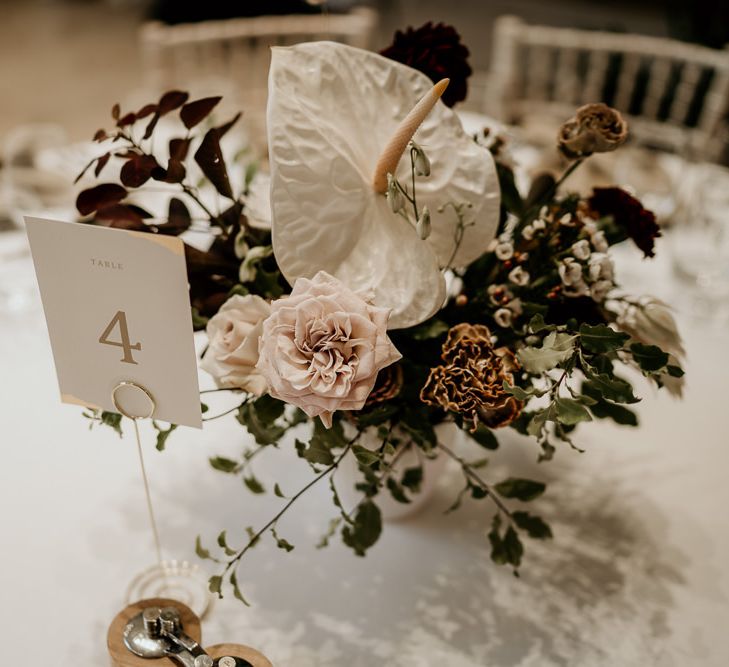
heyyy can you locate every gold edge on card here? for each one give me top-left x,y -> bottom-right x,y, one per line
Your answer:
127,231 -> 184,256
61,393 -> 102,410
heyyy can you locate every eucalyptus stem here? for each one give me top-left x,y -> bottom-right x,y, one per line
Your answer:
202,403 -> 245,422
437,441 -> 515,526
222,431 -> 361,577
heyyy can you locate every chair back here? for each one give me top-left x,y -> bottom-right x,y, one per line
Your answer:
487,15 -> 729,161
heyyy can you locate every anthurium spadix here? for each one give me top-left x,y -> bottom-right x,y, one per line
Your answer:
267,41 -> 500,328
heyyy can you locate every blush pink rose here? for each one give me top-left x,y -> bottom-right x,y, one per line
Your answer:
256,271 -> 402,427
201,294 -> 271,395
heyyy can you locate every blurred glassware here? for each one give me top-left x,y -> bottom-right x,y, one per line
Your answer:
0,229 -> 37,315
613,147 -> 683,226
669,162 -> 729,315
0,124 -> 72,315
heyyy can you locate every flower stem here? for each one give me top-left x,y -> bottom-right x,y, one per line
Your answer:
222,432 -> 361,577
437,440 -> 515,526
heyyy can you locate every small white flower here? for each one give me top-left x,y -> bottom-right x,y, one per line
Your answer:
508,265 -> 530,286
559,257 -> 583,286
495,241 -> 514,260
533,218 -> 547,231
494,308 -> 513,328
559,213 -> 572,226
591,230 -> 609,252
583,220 -> 598,235
487,284 -> 512,305
588,253 -> 614,282
590,280 -> 613,302
416,206 -> 431,240
522,225 -> 535,240
539,206 -> 549,220
571,239 -> 591,261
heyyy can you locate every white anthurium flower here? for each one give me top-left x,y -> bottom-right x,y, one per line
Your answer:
267,41 -> 500,329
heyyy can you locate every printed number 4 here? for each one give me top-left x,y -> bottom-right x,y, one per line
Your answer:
99,311 -> 142,364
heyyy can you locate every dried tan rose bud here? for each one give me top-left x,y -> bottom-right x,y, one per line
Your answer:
558,103 -> 628,159
363,363 -> 404,408
420,323 -> 523,431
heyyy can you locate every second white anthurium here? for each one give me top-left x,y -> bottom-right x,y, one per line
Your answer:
267,41 -> 500,328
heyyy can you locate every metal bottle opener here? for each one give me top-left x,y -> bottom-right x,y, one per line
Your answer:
123,605 -> 253,667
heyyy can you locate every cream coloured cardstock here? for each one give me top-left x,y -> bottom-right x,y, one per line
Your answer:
25,217 -> 202,428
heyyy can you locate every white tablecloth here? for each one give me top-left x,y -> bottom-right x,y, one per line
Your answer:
1,233 -> 728,666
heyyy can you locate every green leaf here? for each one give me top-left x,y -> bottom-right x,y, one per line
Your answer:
208,575 -> 223,598
342,500 -> 382,557
195,535 -> 215,561
445,482 -> 470,514
410,319 -> 449,340
512,511 -> 553,539
201,402 -> 209,414
191,306 -> 208,330
101,411 -> 123,437
502,526 -> 524,568
295,437 -> 334,466
244,161 -> 258,189
401,466 -> 423,493
583,368 -> 640,403
517,332 -> 577,373
496,162 -> 523,216
236,402 -> 285,445
494,477 -> 546,501
273,483 -> 286,498
209,456 -> 239,473
227,284 -> 250,298
666,364 -> 685,378
386,477 -> 411,504
271,526 -> 294,552
630,342 -> 669,372
579,323 -> 629,353
243,475 -> 265,494
503,381 -> 546,401
352,444 -> 381,467
554,396 -> 593,425
355,404 -> 399,428
152,421 -> 177,451
528,313 -> 555,334
526,404 -> 556,437
582,382 -> 639,426
230,571 -> 250,606
468,424 -> 499,450
317,517 -> 342,549
216,530 -> 237,557
252,394 -> 285,423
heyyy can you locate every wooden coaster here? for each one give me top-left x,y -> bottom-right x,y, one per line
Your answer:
107,598 -> 202,667
207,643 -> 273,667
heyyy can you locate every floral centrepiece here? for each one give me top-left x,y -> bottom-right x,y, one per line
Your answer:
77,24 -> 684,602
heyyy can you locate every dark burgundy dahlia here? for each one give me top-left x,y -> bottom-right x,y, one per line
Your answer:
380,22 -> 472,107
589,187 -> 661,258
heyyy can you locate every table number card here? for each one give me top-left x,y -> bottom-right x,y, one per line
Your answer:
25,217 -> 202,428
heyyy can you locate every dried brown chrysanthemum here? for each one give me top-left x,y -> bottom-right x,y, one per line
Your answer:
558,103 -> 628,159
420,323 -> 523,430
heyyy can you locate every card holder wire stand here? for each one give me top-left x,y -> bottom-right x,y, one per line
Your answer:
111,381 -> 212,619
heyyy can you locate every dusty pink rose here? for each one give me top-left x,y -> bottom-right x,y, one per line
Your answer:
201,294 -> 271,395
256,271 -> 402,427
